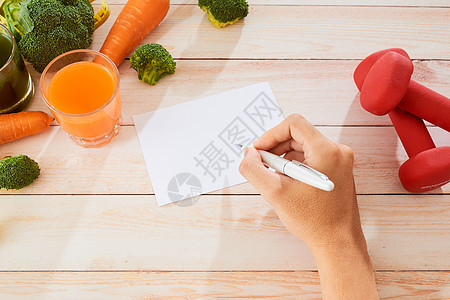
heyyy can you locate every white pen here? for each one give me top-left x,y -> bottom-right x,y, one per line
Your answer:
239,145 -> 335,192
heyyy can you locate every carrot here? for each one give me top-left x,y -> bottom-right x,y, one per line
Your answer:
99,0 -> 170,67
0,111 -> 54,145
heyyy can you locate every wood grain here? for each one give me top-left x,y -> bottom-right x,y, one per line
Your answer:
0,271 -> 448,299
1,126 -> 449,195
27,60 -> 450,126
0,195 -> 448,271
5,1 -> 450,296
88,5 -> 450,60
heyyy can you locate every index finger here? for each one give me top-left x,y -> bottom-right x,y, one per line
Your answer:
253,114 -> 325,151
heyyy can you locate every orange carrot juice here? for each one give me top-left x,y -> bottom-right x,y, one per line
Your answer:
47,61 -> 120,139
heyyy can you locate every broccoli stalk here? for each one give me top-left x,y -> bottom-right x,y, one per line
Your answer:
0,155 -> 40,190
1,0 -> 94,73
198,0 -> 249,28
130,43 -> 176,86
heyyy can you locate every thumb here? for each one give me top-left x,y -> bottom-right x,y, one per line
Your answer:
239,147 -> 277,192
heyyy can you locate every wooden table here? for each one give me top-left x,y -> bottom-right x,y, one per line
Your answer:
1,0 -> 449,298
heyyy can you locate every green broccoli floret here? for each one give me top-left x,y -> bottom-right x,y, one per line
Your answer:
198,0 -> 249,28
1,0 -> 94,72
0,155 -> 40,190
130,43 -> 176,86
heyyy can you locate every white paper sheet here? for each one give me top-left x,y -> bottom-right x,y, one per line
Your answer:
133,82 -> 285,206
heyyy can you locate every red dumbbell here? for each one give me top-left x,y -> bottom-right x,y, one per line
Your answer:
390,108 -> 450,193
354,49 -> 450,192
355,49 -> 450,132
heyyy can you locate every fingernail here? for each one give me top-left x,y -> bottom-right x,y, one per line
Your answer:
244,147 -> 250,157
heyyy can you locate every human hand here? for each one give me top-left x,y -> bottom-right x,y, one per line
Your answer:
239,113 -> 363,251
239,114 -> 379,299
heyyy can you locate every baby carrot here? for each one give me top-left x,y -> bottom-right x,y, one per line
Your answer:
99,0 -> 170,67
0,111 -> 54,145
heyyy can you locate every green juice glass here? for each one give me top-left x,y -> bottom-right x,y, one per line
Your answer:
0,23 -> 34,114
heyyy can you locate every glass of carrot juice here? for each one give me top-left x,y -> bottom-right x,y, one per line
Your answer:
40,49 -> 121,148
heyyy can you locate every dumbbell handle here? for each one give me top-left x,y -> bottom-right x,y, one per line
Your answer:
399,80 -> 450,132
388,107 -> 436,158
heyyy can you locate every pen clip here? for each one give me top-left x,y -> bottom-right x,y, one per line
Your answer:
292,160 -> 330,182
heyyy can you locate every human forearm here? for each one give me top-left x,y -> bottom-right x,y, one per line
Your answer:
311,230 -> 379,300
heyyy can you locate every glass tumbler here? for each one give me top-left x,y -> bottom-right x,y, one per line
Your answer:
40,49 -> 121,148
0,23 -> 34,114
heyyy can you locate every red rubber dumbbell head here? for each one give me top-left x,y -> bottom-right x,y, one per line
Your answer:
354,48 -> 410,91
399,146 -> 450,193
360,51 -> 414,116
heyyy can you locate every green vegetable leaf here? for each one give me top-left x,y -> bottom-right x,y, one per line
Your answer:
2,0 -> 34,41
17,0 -> 33,33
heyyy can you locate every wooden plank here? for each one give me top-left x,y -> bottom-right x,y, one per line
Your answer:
94,0 -> 450,8
1,127 -> 449,195
0,195 -> 448,271
88,5 -> 450,59
0,271 -> 448,299
27,60 -> 450,127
